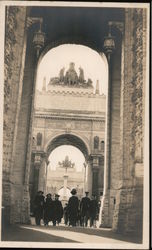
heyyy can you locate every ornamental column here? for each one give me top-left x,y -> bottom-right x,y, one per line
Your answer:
33,151 -> 46,197
99,22 -> 115,227
89,154 -> 101,198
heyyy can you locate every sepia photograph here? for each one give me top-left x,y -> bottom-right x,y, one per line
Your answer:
0,1 -> 150,249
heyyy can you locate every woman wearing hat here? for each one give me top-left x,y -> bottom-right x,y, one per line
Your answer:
67,188 -> 79,227
52,194 -> 63,226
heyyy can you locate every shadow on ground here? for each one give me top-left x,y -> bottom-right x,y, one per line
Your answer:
2,223 -> 142,244
1,224 -> 79,242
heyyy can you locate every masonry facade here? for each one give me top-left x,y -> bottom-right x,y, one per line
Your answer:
30,64 -> 105,208
3,5 -> 148,238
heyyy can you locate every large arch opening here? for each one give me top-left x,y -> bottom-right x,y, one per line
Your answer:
30,43 -> 107,221
36,44 -> 108,95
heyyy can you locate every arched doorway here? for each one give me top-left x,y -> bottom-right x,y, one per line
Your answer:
46,144 -> 86,207
29,43 -> 107,217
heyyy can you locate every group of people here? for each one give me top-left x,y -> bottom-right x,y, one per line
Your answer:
34,191 -> 63,226
33,189 -> 99,228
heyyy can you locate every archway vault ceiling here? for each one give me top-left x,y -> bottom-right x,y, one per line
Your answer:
29,6 -> 124,52
46,134 -> 89,159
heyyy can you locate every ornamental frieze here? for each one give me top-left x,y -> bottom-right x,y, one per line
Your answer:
131,8 -> 145,163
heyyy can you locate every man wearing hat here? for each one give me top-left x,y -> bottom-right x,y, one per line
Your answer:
44,193 -> 54,226
80,191 -> 90,227
67,188 -> 79,227
89,194 -> 98,228
34,191 -> 45,226
52,194 -> 63,226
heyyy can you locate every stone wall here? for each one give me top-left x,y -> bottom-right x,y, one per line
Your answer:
35,90 -> 106,114
3,5 -> 39,224
111,8 -> 146,236
3,6 -> 27,224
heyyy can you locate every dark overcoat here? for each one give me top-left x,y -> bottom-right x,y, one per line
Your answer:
53,200 -> 63,222
80,197 -> 90,216
68,195 -> 79,222
34,194 -> 45,219
44,197 -> 54,222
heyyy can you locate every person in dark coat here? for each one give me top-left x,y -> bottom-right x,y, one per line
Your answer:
89,195 -> 98,228
80,191 -> 90,227
44,193 -> 54,226
67,188 -> 79,227
52,194 -> 63,226
34,190 -> 45,225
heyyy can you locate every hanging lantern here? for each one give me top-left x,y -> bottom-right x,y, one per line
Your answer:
103,24 -> 115,58
33,21 -> 45,57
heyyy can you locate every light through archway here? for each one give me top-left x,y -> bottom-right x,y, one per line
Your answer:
36,44 -> 108,95
46,145 -> 88,204
32,43 -> 107,212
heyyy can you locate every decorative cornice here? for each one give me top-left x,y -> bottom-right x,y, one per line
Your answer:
38,89 -> 106,98
35,108 -> 105,115
34,112 -> 105,122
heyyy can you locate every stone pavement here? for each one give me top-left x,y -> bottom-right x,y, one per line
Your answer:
2,222 -> 143,249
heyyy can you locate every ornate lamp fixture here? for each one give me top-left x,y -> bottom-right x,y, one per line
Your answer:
103,22 -> 115,62
33,19 -> 45,58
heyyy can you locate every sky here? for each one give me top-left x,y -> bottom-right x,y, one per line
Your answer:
36,44 -> 108,95
48,145 -> 85,172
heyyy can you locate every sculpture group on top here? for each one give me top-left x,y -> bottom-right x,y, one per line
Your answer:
48,62 -> 93,88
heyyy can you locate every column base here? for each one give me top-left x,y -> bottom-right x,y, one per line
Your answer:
112,186 -> 143,237
21,184 -> 31,224
99,190 -> 111,228
10,184 -> 31,224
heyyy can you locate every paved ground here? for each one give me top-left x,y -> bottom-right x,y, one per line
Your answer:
2,222 -> 142,246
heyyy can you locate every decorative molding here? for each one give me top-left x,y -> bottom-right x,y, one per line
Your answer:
131,9 -> 144,164
39,89 -> 106,98
34,113 -> 105,122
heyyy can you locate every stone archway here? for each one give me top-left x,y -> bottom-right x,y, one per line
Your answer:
31,132 -> 102,206
3,5 -> 147,239
45,133 -> 90,161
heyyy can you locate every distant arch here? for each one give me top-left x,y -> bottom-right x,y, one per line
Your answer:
45,133 -> 90,161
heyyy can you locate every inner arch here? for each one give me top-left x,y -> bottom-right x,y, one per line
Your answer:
46,133 -> 89,160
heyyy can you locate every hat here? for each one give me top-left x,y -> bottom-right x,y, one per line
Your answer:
46,193 -> 52,197
55,194 -> 60,197
71,188 -> 77,195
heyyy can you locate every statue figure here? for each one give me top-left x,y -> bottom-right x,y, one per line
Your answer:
87,78 -> 93,87
94,136 -> 99,149
78,67 -> 84,83
59,67 -> 65,82
50,77 -> 60,85
65,62 -> 78,85
37,132 -> 42,146
32,136 -> 36,146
